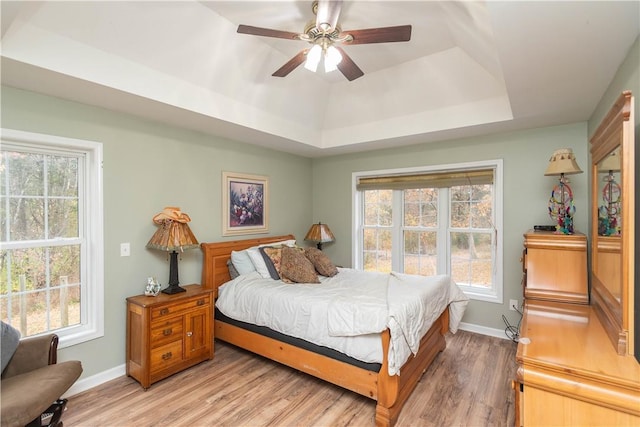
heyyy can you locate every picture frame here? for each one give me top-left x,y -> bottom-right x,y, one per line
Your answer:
222,171 -> 269,236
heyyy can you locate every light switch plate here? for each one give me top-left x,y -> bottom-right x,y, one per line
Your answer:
120,242 -> 130,257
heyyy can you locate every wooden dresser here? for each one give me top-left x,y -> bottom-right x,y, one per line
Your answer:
515,92 -> 639,426
522,230 -> 588,304
515,300 -> 640,426
126,284 -> 214,389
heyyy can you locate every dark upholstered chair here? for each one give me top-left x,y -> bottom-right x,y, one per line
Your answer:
1,333 -> 82,427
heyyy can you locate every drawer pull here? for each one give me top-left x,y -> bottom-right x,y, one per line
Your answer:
162,352 -> 172,360
186,331 -> 193,337
159,308 -> 169,316
163,328 -> 172,336
197,299 -> 205,306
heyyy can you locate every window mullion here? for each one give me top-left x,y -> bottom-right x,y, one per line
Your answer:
438,187 -> 450,275
392,190 -> 403,272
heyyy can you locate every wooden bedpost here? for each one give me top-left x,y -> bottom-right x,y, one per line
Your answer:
376,329 -> 399,427
441,306 -> 450,335
375,308 -> 449,427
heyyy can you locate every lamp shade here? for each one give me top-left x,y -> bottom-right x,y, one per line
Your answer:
598,148 -> 621,172
146,207 -> 199,252
304,222 -> 335,250
544,148 -> 583,176
304,44 -> 322,72
324,45 -> 342,72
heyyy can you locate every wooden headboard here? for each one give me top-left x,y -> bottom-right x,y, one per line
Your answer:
200,234 -> 295,297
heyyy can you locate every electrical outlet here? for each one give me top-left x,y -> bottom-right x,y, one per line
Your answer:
509,299 -> 519,311
120,242 -> 130,257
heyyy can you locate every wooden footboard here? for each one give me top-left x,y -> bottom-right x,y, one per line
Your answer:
376,308 -> 448,426
215,310 -> 448,427
201,236 -> 449,427
215,320 -> 380,399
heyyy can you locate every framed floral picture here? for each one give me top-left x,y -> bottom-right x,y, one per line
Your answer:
222,171 -> 269,236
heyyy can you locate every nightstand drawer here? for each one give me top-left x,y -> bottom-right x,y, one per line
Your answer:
150,340 -> 183,373
150,317 -> 183,347
151,295 -> 211,320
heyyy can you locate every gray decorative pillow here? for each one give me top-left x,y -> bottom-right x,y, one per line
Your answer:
280,246 -> 320,284
1,321 -> 21,373
226,259 -> 240,280
305,247 -> 339,277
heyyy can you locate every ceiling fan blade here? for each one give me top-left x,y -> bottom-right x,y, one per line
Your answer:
237,24 -> 301,40
341,25 -> 412,45
334,47 -> 364,81
272,50 -> 308,77
316,0 -> 342,32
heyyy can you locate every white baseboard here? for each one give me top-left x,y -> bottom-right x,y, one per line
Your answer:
458,322 -> 510,340
62,323 -> 509,396
63,363 -> 126,398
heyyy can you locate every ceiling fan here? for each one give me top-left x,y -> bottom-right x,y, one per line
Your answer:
237,0 -> 412,81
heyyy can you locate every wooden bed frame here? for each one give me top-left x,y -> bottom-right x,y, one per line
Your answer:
201,235 -> 449,427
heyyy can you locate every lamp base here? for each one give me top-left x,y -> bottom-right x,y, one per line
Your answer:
162,284 -> 186,294
162,250 -> 186,294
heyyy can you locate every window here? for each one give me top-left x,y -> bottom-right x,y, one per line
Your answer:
354,160 -> 503,303
1,129 -> 104,347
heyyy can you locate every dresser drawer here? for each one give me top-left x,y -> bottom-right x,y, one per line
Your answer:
151,295 -> 210,320
150,340 -> 183,373
150,317 -> 183,347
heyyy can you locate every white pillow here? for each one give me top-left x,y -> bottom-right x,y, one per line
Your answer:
247,247 -> 271,278
230,250 -> 256,275
263,239 -> 297,248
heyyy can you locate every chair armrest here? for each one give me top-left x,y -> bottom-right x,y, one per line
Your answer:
1,334 -> 58,379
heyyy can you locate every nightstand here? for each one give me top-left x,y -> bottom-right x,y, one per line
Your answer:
126,284 -> 214,389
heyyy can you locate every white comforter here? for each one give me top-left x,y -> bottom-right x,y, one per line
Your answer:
216,268 -> 468,375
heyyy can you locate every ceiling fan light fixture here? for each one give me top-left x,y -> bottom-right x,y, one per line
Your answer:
304,44 -> 322,72
326,45 -> 342,64
324,58 -> 337,73
324,45 -> 342,72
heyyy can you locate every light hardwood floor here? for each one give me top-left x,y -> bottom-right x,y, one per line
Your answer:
64,330 -> 517,426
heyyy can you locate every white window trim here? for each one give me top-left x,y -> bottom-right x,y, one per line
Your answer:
352,159 -> 503,304
1,128 -> 104,348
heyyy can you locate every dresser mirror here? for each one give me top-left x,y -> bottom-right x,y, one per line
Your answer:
595,149 -> 622,304
589,90 -> 635,356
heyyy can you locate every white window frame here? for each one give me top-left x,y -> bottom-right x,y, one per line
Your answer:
1,129 -> 104,348
353,159 -> 503,303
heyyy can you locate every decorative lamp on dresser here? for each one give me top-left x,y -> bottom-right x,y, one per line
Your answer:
514,91 -> 640,426
126,284 -> 213,389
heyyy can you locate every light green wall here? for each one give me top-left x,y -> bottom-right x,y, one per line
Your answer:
311,124 -> 590,331
1,86 -> 313,378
